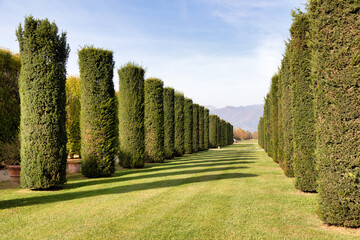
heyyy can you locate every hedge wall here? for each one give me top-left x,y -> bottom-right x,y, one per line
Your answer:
17,17 -> 69,188
203,108 -> 209,149
192,103 -> 199,153
269,74 -> 279,162
66,76 -> 81,158
198,106 -> 204,151
174,92 -> 185,156
309,0 -> 360,227
163,87 -> 175,159
216,116 -> 221,147
79,47 -> 117,178
144,78 -> 164,163
220,119 -> 226,147
0,49 -> 20,144
290,11 -> 316,192
118,63 -> 145,168
278,46 -> 294,177
184,98 -> 193,154
209,114 -> 217,148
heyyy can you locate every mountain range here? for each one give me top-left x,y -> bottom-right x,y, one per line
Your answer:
207,104 -> 264,132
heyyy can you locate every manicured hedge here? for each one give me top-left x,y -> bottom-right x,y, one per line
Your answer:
66,76 -> 81,158
0,49 -> 20,144
17,17 -> 69,188
118,63 -> 145,168
309,0 -> 360,227
174,92 -> 185,156
184,98 -> 193,154
278,46 -> 294,177
209,114 -> 217,148
79,47 -> 117,178
290,11 -> 316,192
163,87 -> 175,159
192,103 -> 199,153
144,78 -> 164,163
216,115 -> 221,147
220,119 -> 226,147
198,106 -> 204,151
269,74 -> 279,162
203,108 -> 209,149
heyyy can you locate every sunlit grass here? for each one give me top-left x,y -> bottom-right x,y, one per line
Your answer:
0,141 -> 359,239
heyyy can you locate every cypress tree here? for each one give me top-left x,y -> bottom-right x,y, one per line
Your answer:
216,116 -> 221,147
269,74 -> 279,162
144,78 -> 164,163
203,108 -> 209,149
0,49 -> 20,143
78,47 -> 117,178
184,98 -> 193,154
263,95 -> 270,154
118,63 -> 145,168
220,119 -> 226,147
17,17 -> 69,188
278,46 -> 294,177
192,103 -> 199,153
209,114 -> 217,148
163,87 -> 175,159
66,76 -> 81,158
174,92 -> 185,156
290,11 -> 316,192
198,106 -> 204,151
309,0 -> 360,227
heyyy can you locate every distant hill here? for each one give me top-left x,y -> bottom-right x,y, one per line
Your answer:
207,104 -> 264,132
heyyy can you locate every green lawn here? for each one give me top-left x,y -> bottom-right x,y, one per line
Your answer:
0,140 -> 359,239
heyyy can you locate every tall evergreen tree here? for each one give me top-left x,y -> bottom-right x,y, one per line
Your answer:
290,11 -> 316,192
309,0 -> 360,227
118,63 -> 145,168
174,92 -> 185,156
184,98 -> 193,154
203,108 -> 209,149
66,76 -> 81,158
198,106 -> 204,151
0,49 -> 20,144
216,116 -> 221,147
209,114 -> 217,148
17,17 -> 69,188
278,47 -> 294,177
144,78 -> 164,163
163,87 -> 175,159
192,103 -> 199,153
78,47 -> 117,178
220,119 -> 227,147
269,74 -> 279,162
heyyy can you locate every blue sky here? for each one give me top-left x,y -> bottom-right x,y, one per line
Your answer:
0,0 -> 306,108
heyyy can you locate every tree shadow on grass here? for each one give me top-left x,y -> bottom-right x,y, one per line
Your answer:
66,165 -> 250,189
0,172 -> 257,209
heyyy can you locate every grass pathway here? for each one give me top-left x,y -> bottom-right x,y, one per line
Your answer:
0,140 -> 359,239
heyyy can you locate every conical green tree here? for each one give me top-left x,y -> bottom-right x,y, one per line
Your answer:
17,16 -> 69,188
209,114 -> 218,148
192,103 -> 199,153
0,49 -> 21,143
216,116 -> 221,147
174,92 -> 185,156
203,108 -> 209,149
184,98 -> 193,154
278,46 -> 294,177
198,106 -> 204,151
290,11 -> 316,192
144,78 -> 164,163
66,76 -> 81,158
163,87 -> 175,159
78,47 -> 117,178
118,63 -> 145,168
309,0 -> 360,227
